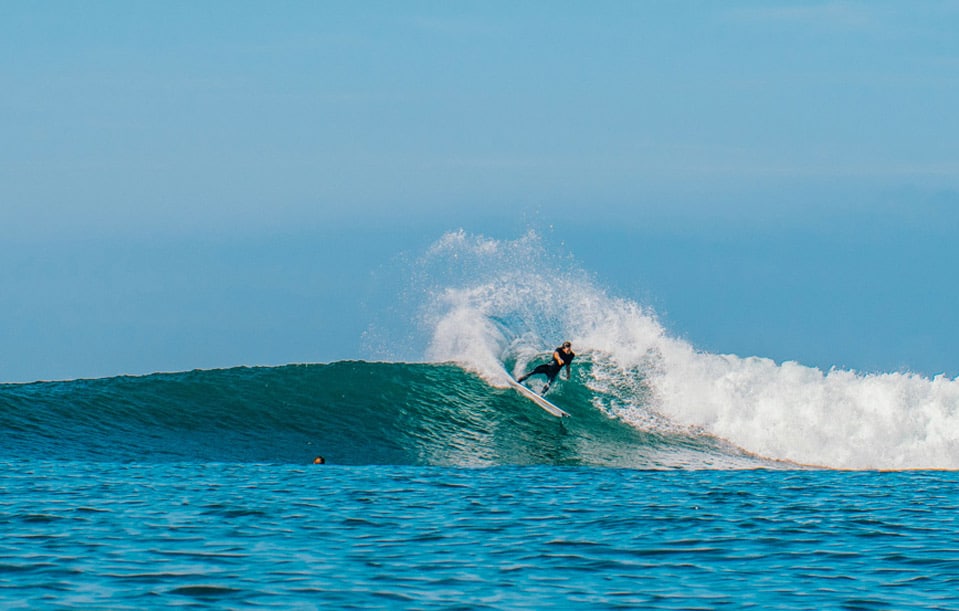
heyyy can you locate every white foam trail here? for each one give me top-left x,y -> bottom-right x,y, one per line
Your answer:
420,230 -> 959,470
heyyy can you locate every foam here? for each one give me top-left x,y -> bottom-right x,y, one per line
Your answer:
419,230 -> 959,470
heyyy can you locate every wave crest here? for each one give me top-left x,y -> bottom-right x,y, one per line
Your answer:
415,230 -> 959,470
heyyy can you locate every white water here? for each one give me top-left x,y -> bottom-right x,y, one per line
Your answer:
417,230 -> 959,470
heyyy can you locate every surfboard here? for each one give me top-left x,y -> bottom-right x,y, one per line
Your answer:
507,376 -> 571,418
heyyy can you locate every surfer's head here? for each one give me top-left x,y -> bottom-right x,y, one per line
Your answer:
313,456 -> 326,465
562,341 -> 572,350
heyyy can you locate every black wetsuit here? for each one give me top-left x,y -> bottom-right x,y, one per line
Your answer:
519,346 -> 575,390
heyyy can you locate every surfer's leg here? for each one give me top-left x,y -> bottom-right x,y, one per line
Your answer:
542,372 -> 558,394
521,363 -> 551,383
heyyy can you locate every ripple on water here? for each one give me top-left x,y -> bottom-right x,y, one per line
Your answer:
1,463 -> 959,609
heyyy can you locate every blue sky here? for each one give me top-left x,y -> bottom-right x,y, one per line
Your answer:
2,1 -> 958,382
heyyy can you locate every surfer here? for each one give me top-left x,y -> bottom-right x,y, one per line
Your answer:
517,341 -> 575,394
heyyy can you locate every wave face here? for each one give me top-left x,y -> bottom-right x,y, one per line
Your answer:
0,362 -> 755,468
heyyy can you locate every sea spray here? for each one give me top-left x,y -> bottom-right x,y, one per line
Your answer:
413,230 -> 959,469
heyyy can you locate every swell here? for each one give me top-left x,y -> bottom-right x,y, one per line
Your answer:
0,362 -> 758,468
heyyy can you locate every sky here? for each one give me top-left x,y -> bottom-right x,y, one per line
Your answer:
2,1 -> 958,382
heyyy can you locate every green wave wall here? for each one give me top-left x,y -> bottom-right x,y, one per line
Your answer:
0,362 -> 760,468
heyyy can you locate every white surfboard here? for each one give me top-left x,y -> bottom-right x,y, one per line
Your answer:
507,376 -> 571,418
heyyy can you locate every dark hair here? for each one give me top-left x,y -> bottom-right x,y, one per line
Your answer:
562,341 -> 571,348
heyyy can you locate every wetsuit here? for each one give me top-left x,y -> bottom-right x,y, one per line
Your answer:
518,346 -> 575,392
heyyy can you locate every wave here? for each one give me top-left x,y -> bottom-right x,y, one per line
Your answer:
0,362 -> 758,468
5,230 -> 957,470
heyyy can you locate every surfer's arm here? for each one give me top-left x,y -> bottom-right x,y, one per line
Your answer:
553,351 -> 564,367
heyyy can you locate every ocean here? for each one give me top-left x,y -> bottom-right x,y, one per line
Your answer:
3,231 -> 959,608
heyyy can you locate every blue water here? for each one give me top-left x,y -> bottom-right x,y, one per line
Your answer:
5,232 -> 959,608
3,462 -> 958,609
